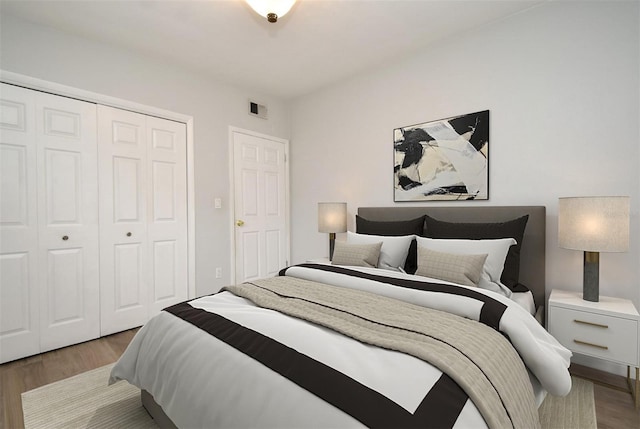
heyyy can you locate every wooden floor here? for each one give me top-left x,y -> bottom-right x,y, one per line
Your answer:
570,363 -> 640,429
1,329 -> 639,428
0,329 -> 138,429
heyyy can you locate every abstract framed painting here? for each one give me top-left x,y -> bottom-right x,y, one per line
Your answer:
394,110 -> 489,202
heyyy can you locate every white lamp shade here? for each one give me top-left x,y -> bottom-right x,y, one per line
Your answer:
558,196 -> 630,252
246,0 -> 296,20
318,202 -> 347,233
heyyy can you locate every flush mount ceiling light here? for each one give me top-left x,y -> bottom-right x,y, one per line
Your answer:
246,0 -> 296,23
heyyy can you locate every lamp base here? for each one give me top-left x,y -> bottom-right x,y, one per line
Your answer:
583,251 -> 599,302
329,232 -> 336,261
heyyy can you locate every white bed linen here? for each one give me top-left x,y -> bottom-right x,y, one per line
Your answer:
110,265 -> 570,428
282,264 -> 571,396
511,290 -> 536,315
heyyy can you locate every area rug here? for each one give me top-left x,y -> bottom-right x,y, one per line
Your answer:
23,365 -> 595,428
539,376 -> 597,429
22,364 -> 157,429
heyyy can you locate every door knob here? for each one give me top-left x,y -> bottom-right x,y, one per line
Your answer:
236,220 -> 245,227
62,235 -> 69,241
126,232 -> 132,237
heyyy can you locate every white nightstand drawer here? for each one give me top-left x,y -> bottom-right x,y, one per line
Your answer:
549,307 -> 639,366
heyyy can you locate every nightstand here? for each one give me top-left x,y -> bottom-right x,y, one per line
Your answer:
548,289 -> 639,408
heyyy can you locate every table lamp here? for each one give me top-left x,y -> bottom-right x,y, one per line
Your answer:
318,202 -> 347,260
558,196 -> 630,302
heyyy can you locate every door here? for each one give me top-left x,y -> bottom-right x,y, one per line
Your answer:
232,129 -> 289,283
36,92 -> 100,352
0,84 -> 100,362
146,116 -> 188,316
98,106 -> 149,335
0,84 -> 40,363
98,106 -> 188,335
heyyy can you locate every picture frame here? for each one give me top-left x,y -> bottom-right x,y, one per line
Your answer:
394,110 -> 489,202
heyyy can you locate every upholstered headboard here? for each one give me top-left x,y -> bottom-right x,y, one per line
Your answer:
357,206 -> 546,309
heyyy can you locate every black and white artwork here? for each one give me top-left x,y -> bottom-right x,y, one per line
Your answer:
394,110 -> 489,202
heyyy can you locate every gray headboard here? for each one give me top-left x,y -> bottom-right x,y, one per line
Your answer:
357,206 -> 546,308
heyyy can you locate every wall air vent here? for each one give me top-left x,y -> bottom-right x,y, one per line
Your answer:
249,100 -> 268,119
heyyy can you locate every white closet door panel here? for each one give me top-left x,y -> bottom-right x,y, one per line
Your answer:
0,253 -> 31,333
0,144 -> 32,233
44,149 -> 81,223
0,251 -> 38,363
0,84 -> 39,363
46,248 -> 84,323
152,240 -> 178,301
113,156 -> 143,222
147,117 -> 187,315
36,92 -> 99,352
114,242 -> 144,308
98,105 -> 149,336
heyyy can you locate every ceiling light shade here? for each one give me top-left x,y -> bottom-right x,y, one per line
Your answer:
246,0 -> 296,23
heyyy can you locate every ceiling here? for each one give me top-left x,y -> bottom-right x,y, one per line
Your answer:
1,0 -> 544,99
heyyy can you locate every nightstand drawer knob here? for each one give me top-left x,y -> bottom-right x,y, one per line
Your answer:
574,319 -> 608,329
574,339 -> 608,350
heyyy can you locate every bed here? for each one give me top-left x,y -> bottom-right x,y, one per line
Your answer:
109,206 -> 572,429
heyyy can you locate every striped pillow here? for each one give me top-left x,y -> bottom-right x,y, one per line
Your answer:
415,247 -> 487,287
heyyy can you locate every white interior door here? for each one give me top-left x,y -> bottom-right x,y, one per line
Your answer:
0,84 -> 40,363
146,116 -> 188,316
232,130 -> 289,283
98,105 -> 149,336
36,92 -> 100,352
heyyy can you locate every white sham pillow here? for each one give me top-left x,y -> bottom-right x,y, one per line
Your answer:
347,231 -> 415,271
415,237 -> 516,297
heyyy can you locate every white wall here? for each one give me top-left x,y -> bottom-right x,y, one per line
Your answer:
290,0 -> 640,321
0,14 -> 291,297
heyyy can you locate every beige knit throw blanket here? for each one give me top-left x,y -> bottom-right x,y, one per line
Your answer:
225,276 -> 540,429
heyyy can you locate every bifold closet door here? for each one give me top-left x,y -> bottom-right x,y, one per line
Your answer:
145,116 -> 188,316
0,84 -> 100,362
98,107 -> 149,335
36,92 -> 100,352
98,106 -> 187,336
0,84 -> 40,363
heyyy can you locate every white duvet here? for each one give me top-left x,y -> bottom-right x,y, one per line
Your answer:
110,265 -> 572,428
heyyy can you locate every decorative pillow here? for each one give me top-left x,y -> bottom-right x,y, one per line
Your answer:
347,231 -> 414,271
415,247 -> 487,287
355,215 -> 425,273
356,215 -> 426,236
423,215 -> 529,290
331,241 -> 382,268
415,237 -> 516,296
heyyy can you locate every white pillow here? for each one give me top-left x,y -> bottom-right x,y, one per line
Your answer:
415,237 -> 516,297
347,231 -> 415,271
